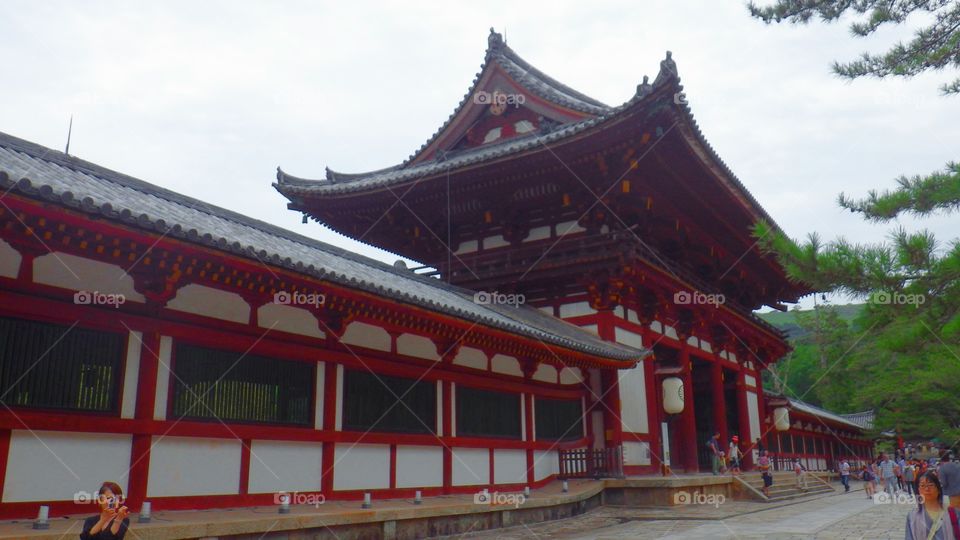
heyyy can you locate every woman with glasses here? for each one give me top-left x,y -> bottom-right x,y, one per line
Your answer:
905,471 -> 960,539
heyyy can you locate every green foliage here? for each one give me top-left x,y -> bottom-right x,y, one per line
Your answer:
748,0 -> 960,95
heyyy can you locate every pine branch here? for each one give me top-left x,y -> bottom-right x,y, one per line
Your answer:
838,162 -> 960,220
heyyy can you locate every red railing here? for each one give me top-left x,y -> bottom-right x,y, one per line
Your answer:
558,446 -> 625,479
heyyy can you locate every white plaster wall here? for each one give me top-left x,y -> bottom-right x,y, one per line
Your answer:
559,367 -> 583,385
525,225 -> 551,242
650,321 -> 663,334
618,364 -> 649,433
556,221 -> 585,235
493,449 -> 527,484
120,330 -> 142,419
687,336 -> 699,347
333,444 -> 390,490
747,391 -> 761,444
700,340 -> 713,353
396,446 -> 444,488
559,301 -> 596,318
614,327 -> 643,349
663,325 -> 679,340
147,436 -> 241,497
154,336 -> 172,420
2,431 -> 130,502
452,448 -> 489,486
453,347 -> 487,370
745,374 -> 757,387
397,333 -> 440,361
491,354 -> 522,377
257,303 -> 325,338
0,239 -> 21,278
314,362 -> 325,430
483,235 -> 509,249
340,321 -> 391,352
33,252 -> 145,301
166,284 -> 248,323
532,363 -> 558,384
623,441 -> 651,466
533,450 -> 559,481
455,239 -> 478,254
335,364 -> 344,431
248,440 -> 323,494
436,381 -> 444,436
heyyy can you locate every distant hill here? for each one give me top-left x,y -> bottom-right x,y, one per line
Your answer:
757,303 -> 864,340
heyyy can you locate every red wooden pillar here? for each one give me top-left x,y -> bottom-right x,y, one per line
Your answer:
678,346 -> 698,472
754,362 -> 769,453
597,313 -> 623,450
442,380 -> 454,494
128,329 -> 160,511
642,346 -> 662,471
524,392 -> 535,485
735,371 -> 752,470
711,361 -> 727,450
320,362 -> 338,496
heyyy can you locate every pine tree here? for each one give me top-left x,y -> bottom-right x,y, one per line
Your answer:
750,1 -> 960,442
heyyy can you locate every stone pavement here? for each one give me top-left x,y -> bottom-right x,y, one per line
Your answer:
448,488 -> 916,539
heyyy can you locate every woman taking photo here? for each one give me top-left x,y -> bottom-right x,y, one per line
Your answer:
80,481 -> 129,540
905,471 -> 960,540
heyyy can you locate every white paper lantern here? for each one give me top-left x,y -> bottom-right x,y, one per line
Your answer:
774,407 -> 790,431
662,377 -> 684,414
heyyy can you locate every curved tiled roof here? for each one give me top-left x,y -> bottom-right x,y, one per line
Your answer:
0,131 -> 646,363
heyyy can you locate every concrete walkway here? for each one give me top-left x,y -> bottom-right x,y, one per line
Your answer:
451,487 -> 915,539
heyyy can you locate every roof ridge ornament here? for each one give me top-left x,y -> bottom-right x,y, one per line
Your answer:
488,27 -> 505,53
635,75 -> 653,98
653,50 -> 678,87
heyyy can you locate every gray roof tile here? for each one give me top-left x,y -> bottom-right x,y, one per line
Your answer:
0,131 -> 645,363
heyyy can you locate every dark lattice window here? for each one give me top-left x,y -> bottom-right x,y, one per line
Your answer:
0,317 -> 123,412
342,370 -> 435,434
171,344 -> 313,426
457,386 -> 521,439
535,397 -> 583,441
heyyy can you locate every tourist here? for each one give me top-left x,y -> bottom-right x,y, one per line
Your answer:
707,432 -> 723,475
863,462 -> 876,498
758,450 -> 773,497
904,471 -> 960,540
904,460 -> 918,496
897,454 -> 907,491
794,458 -> 808,491
80,481 -> 130,540
728,435 -> 743,475
878,452 -> 898,497
939,453 -> 960,509
839,459 -> 851,493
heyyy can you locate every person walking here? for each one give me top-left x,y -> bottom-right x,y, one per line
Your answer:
904,460 -> 917,497
839,459 -> 851,493
939,453 -> 960,509
863,462 -> 876,499
707,432 -> 722,476
878,453 -> 898,497
897,454 -> 907,492
904,471 -> 960,540
794,458 -> 808,491
758,450 -> 773,498
728,436 -> 743,476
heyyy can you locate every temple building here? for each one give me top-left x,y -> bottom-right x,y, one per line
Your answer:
0,30 -> 868,520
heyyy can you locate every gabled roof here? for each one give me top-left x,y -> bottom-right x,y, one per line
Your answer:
766,391 -> 866,431
0,131 -> 646,363
279,28 -> 617,189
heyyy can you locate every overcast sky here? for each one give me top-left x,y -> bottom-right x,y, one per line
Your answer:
1,1 -> 956,311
